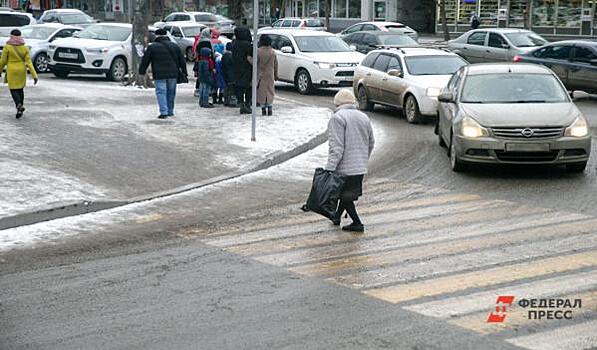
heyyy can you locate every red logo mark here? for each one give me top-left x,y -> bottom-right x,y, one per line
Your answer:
487,295 -> 515,323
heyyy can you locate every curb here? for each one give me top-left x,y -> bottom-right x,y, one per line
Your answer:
0,128 -> 329,231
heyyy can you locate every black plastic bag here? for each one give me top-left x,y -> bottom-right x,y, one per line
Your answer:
302,168 -> 346,220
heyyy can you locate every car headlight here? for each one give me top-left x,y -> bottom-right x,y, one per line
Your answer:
461,116 -> 489,138
316,62 -> 336,69
564,116 -> 589,138
426,87 -> 441,97
87,47 -> 109,54
48,45 -> 56,50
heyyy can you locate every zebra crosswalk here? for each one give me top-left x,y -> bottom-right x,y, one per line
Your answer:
196,180 -> 597,349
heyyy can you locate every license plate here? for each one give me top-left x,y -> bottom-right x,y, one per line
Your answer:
58,52 -> 78,59
505,143 -> 550,152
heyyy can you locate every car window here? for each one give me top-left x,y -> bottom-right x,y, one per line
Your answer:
272,20 -> 282,28
294,36 -> 351,52
292,20 -> 301,27
363,34 -> 378,46
573,46 -> 596,63
467,31 -> 487,46
306,19 -> 324,27
179,14 -> 192,21
373,54 -> 391,71
362,24 -> 377,31
281,20 -> 292,27
404,56 -> 468,75
195,14 -> 217,22
446,70 -> 462,92
171,26 -> 182,37
361,52 -> 380,68
532,46 -> 549,58
164,14 -> 176,22
348,33 -> 363,43
543,45 -> 572,60
279,35 -> 293,51
461,73 -> 569,103
488,33 -> 507,48
378,35 -> 418,46
0,14 -> 30,27
387,55 -> 401,72
269,34 -> 281,50
344,24 -> 362,34
61,13 -> 94,24
504,32 -> 546,47
43,13 -> 58,22
54,28 -> 79,38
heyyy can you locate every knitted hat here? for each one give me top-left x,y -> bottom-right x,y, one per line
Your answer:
333,89 -> 356,106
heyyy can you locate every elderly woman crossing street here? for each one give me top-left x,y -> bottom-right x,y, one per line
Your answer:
0,29 -> 39,119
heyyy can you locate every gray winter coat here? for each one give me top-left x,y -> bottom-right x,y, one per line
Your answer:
325,104 -> 375,176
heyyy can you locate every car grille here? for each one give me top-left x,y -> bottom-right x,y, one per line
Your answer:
491,127 -> 563,139
336,71 -> 354,77
53,48 -> 85,63
495,150 -> 559,162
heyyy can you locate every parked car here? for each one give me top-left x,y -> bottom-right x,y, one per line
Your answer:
0,10 -> 35,36
513,40 -> 597,94
448,28 -> 547,63
38,9 -> 98,27
353,48 -> 468,123
343,31 -> 419,54
338,21 -> 418,41
257,29 -> 364,94
215,14 -> 235,38
154,11 -> 218,29
436,63 -> 590,173
265,17 -> 327,31
48,23 -> 131,81
162,23 -> 206,61
0,23 -> 80,72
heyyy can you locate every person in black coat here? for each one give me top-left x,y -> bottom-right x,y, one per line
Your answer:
221,42 -> 236,107
139,29 -> 187,119
231,27 -> 253,114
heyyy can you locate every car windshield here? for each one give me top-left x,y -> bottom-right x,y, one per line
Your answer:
504,32 -> 546,47
379,35 -> 418,46
306,19 -> 324,27
405,56 -> 467,75
20,26 -> 55,39
73,25 -> 130,41
294,36 -> 351,52
182,26 -> 204,37
461,73 -> 569,103
195,14 -> 217,22
61,13 -> 94,24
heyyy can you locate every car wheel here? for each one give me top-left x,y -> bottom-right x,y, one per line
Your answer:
357,85 -> 374,111
186,47 -> 195,62
52,69 -> 69,79
34,53 -> 49,73
404,95 -> 423,124
565,162 -> 587,173
107,57 -> 127,82
295,69 -> 313,95
449,133 -> 467,172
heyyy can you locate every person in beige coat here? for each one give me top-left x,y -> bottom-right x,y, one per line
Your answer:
256,34 -> 278,116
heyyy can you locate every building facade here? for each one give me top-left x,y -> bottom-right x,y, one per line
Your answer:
437,0 -> 597,37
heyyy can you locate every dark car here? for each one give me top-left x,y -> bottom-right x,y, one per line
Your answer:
343,31 -> 419,54
514,40 -> 597,94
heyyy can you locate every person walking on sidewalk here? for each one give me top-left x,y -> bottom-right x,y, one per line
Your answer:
326,89 -> 375,232
198,47 -> 216,108
139,28 -> 187,119
0,29 -> 39,119
231,27 -> 253,115
254,34 -> 278,116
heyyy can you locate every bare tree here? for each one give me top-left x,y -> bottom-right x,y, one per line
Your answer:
324,0 -> 330,30
438,0 -> 450,41
129,0 -> 150,87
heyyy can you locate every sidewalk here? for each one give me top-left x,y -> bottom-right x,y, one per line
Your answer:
0,80 -> 330,226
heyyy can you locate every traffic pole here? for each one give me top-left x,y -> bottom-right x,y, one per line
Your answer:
251,0 -> 258,142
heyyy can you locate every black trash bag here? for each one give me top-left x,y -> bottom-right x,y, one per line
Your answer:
302,168 -> 346,220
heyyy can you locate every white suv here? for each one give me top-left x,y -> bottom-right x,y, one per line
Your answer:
0,11 -> 36,36
258,29 -> 365,94
353,48 -> 468,123
154,11 -> 218,29
48,23 -> 131,81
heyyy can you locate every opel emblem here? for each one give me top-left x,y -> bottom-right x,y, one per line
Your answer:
521,128 -> 534,138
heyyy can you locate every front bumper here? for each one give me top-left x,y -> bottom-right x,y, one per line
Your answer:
312,67 -> 356,87
49,63 -> 108,75
454,135 -> 591,165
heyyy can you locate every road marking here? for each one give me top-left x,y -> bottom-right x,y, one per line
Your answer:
506,319 -> 597,350
227,204 -> 547,257
289,213 -> 590,276
404,270 -> 597,319
449,290 -> 597,335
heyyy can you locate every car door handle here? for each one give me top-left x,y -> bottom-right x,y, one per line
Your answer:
485,50 -> 490,53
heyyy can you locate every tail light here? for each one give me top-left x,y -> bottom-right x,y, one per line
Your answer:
513,55 -> 522,62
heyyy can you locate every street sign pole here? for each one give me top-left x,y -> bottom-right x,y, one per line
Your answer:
251,0 -> 258,142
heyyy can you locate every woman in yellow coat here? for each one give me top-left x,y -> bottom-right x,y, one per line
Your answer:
0,29 -> 38,119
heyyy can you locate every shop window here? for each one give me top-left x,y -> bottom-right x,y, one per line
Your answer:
557,0 -> 582,27
509,0 -> 529,27
348,0 -> 360,18
307,0 -> 318,17
479,0 -> 498,26
334,0 -> 346,17
458,0 -> 477,25
532,0 -> 556,26
439,0 -> 458,26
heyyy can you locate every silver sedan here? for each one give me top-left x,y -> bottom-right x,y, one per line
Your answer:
436,63 -> 591,173
162,23 -> 206,62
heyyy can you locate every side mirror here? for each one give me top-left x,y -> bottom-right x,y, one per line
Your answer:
501,43 -> 510,49
280,46 -> 293,54
438,91 -> 455,103
387,69 -> 402,78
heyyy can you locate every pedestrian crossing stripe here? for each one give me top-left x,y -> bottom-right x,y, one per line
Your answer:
448,290 -> 597,335
506,319 -> 597,350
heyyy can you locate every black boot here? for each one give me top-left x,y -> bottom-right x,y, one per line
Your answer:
261,107 -> 266,116
212,93 -> 218,104
240,103 -> 251,114
342,222 -> 364,232
218,92 -> 224,104
267,106 -> 272,116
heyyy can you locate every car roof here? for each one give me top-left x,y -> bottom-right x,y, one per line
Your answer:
44,9 -> 84,13
359,21 -> 405,26
471,28 -> 533,34
0,10 -> 32,16
368,47 -> 457,57
466,63 -> 553,75
170,22 -> 207,28
176,11 -> 214,15
351,30 -> 411,36
545,39 -> 597,46
260,29 -> 332,37
26,23 -> 70,29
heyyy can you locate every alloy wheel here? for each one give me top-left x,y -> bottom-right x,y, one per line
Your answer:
34,53 -> 49,73
112,59 -> 127,81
